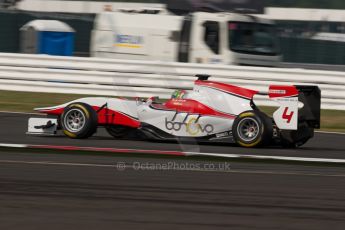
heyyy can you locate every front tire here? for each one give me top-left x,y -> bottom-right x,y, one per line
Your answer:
232,111 -> 272,148
60,103 -> 98,139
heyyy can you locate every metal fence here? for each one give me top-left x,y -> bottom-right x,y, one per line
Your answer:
0,53 -> 344,110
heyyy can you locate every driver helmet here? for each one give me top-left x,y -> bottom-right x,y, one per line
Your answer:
171,89 -> 186,99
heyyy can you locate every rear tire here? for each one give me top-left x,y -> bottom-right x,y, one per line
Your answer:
232,111 -> 273,148
60,103 -> 98,139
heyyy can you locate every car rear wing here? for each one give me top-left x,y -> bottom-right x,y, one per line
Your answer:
265,85 -> 321,130
295,85 -> 321,129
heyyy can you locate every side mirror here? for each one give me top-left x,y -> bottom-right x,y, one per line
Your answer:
169,31 -> 180,42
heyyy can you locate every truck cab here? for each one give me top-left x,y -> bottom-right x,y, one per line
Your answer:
183,12 -> 281,66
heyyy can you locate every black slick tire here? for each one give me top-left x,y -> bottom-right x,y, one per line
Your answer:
60,102 -> 98,139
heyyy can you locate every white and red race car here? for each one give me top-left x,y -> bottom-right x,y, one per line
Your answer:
28,75 -> 321,148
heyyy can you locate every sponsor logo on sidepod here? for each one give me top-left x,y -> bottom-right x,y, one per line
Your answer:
165,118 -> 214,135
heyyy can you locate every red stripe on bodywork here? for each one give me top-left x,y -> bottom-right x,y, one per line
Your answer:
37,106 -> 140,128
163,99 -> 235,119
195,80 -> 258,99
93,106 -> 140,128
38,108 -> 64,115
269,85 -> 298,98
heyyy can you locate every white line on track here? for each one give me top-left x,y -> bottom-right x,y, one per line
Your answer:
0,143 -> 27,148
0,159 -> 344,177
185,152 -> 345,164
316,130 -> 345,135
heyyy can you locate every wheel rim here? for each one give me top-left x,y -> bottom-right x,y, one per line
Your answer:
64,108 -> 86,132
237,117 -> 260,142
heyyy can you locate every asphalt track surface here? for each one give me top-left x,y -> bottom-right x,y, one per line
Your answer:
1,112 -> 345,229
0,112 -> 344,159
1,150 -> 345,230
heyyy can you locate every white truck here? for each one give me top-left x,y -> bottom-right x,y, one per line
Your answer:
91,10 -> 281,67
